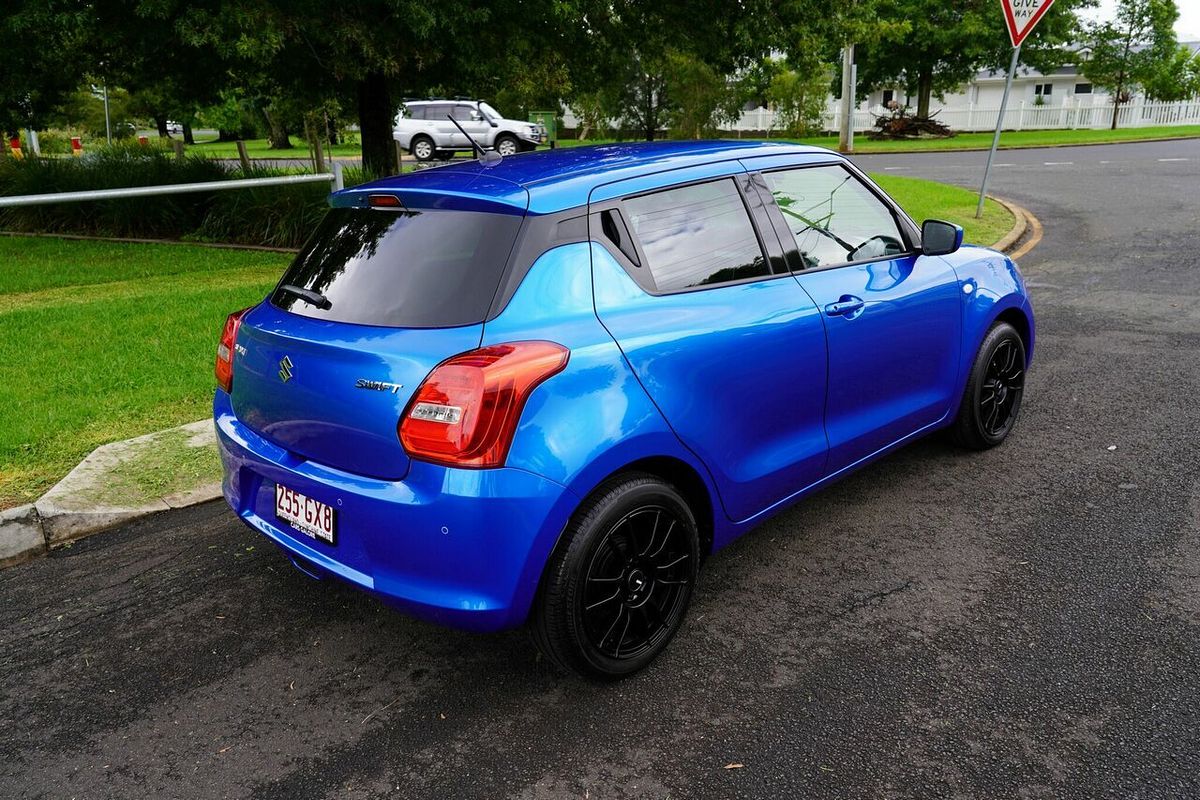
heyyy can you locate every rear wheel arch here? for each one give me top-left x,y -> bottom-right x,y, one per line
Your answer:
541,456 -> 716,590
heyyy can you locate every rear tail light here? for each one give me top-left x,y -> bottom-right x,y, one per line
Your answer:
215,307 -> 251,393
398,341 -> 569,468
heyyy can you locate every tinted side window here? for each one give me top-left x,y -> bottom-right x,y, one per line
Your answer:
451,105 -> 475,121
763,166 -> 906,269
405,105 -> 425,120
426,104 -> 453,120
623,179 -> 768,291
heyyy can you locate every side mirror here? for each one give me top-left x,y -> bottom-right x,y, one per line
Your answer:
921,219 -> 963,256
470,111 -> 482,121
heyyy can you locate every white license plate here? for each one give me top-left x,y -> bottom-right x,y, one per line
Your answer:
274,484 -> 337,545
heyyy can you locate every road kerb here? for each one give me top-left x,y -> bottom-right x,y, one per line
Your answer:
989,195 -> 1027,253
1007,204 -> 1044,262
18,420 -> 223,557
988,195 -> 1042,260
0,504 -> 46,567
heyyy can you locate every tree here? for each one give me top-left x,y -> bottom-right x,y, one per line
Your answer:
1083,0 -> 1180,128
570,0 -> 779,140
1142,44 -> 1200,102
0,2 -> 88,136
852,0 -> 1086,119
766,60 -> 831,138
662,51 -> 745,139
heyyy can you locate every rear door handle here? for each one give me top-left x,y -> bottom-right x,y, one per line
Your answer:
824,295 -> 865,317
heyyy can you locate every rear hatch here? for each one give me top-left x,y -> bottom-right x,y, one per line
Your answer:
231,180 -> 528,479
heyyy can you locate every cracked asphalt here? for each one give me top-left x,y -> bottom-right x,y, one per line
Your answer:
2,139 -> 1198,799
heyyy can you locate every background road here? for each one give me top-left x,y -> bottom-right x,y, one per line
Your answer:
3,139 -> 1198,799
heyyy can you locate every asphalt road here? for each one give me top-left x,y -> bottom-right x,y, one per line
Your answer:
3,139 -> 1199,799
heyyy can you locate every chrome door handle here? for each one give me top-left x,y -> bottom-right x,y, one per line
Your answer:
824,296 -> 865,317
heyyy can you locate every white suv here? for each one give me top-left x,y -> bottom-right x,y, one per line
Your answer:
393,100 -> 547,161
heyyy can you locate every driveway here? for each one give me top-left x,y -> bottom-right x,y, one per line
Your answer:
2,139 -> 1198,799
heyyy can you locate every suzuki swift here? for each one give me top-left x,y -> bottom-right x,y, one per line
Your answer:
214,141 -> 1034,679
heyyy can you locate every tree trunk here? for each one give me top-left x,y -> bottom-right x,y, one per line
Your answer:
217,129 -> 239,142
155,116 -> 169,138
1111,70 -> 1126,130
358,71 -> 396,177
916,70 -> 933,119
182,123 -> 195,145
262,108 -> 293,150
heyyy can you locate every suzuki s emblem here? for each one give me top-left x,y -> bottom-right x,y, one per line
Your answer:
278,355 -> 294,383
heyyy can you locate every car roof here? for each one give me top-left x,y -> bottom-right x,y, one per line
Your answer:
338,140 -> 842,215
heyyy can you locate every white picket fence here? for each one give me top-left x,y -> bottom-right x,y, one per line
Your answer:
727,96 -> 1200,135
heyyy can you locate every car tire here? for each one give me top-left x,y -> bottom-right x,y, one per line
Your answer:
950,321 -> 1026,450
531,472 -> 700,680
494,134 -> 519,157
410,135 -> 435,162
435,149 -> 454,161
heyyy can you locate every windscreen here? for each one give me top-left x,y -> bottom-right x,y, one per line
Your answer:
271,206 -> 523,328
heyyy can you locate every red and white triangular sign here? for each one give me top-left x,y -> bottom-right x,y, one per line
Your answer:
1000,0 -> 1057,47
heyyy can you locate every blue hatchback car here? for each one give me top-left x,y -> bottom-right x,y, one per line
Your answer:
214,140 -> 1033,678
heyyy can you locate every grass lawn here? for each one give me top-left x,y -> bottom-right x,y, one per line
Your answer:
0,172 -> 1011,508
870,173 -> 1011,246
189,136 -> 364,160
0,237 -> 287,508
180,125 -> 1200,162
795,124 -> 1200,153
554,124 -> 1200,154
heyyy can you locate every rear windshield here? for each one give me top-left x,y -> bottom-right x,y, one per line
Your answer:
271,206 -> 523,328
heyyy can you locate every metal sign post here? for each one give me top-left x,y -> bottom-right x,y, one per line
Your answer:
976,45 -> 1021,218
977,0 -> 1057,218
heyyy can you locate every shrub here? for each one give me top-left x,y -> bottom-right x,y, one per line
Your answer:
192,165 -> 329,248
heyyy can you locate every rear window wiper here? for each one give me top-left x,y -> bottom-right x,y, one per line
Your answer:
279,284 -> 332,310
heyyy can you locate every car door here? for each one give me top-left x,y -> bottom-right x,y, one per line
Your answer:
456,104 -> 492,146
751,162 -> 962,473
424,103 -> 459,147
590,170 -> 829,523
448,104 -> 483,148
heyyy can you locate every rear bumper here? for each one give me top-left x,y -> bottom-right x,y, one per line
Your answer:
214,391 -> 576,632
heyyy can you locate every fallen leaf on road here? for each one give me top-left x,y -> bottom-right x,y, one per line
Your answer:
723,763 -> 744,770
1106,445 -> 1117,451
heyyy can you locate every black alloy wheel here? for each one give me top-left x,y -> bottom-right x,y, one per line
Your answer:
980,337 -> 1025,437
952,321 -> 1027,449
532,473 -> 700,679
580,505 -> 692,661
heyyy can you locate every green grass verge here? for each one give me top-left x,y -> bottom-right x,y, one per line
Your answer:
0,237 -> 286,507
794,124 -> 1200,153
869,173 -> 1011,246
189,137 -> 364,159
187,125 -> 1200,160
552,124 -> 1200,154
0,171 -> 1012,508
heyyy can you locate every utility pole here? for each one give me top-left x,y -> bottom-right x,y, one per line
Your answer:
838,44 -> 856,153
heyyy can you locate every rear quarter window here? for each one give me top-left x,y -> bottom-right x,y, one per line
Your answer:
271,207 -> 523,328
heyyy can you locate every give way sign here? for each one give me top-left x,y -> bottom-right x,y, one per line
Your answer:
1000,0 -> 1057,47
